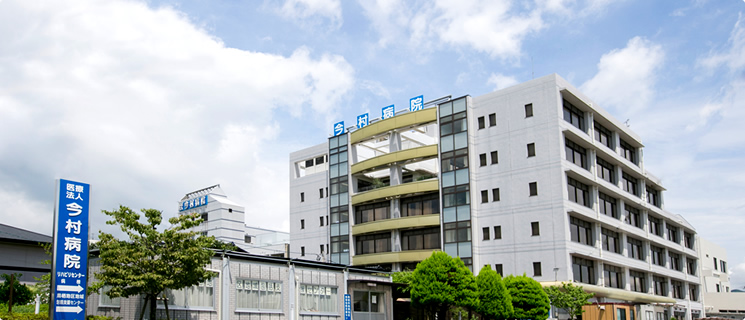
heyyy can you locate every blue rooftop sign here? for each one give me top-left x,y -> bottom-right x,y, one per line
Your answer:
333,121 -> 345,136
180,195 -> 208,212
382,105 -> 395,119
410,95 -> 424,112
51,179 -> 90,320
357,113 -> 369,129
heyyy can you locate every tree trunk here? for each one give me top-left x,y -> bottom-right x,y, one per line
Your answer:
138,295 -> 148,320
163,293 -> 170,320
149,294 -> 157,320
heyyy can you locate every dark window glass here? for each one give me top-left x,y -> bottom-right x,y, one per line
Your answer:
478,116 -> 485,129
649,216 -> 662,236
601,228 -> 620,253
565,139 -> 588,170
315,156 -> 325,165
622,172 -> 639,196
525,103 -> 533,117
627,237 -> 644,260
444,221 -> 471,243
599,192 -> 618,218
320,216 -> 324,226
603,264 -> 623,288
489,113 -> 496,127
401,227 -> 440,251
301,246 -> 305,256
563,100 -> 585,131
653,276 -> 667,296
527,143 -> 536,157
533,262 -> 542,276
320,188 -> 324,198
651,245 -> 665,266
572,256 -> 595,284
482,227 -> 490,240
481,190 -> 488,203
401,193 -> 440,217
671,280 -> 683,299
531,222 -> 540,236
355,232 -> 391,254
494,226 -> 501,239
630,270 -> 646,292
570,217 -> 593,246
620,139 -> 638,165
684,232 -> 694,249
495,264 -> 503,275
687,259 -> 697,275
594,121 -> 612,149
529,182 -> 538,196
567,177 -> 590,207
646,185 -> 660,207
625,205 -> 641,228
479,153 -> 487,166
689,285 -> 698,301
301,192 -> 305,202
305,159 -> 314,167
669,252 -> 682,271
355,201 -> 390,224
667,225 -> 679,243
301,219 -> 305,229
596,157 -> 615,184
490,151 -> 498,164
492,188 -> 500,201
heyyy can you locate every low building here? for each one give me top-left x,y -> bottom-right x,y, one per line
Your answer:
0,223 -> 52,284
699,238 -> 744,319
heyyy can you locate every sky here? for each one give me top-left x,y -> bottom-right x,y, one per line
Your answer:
0,0 -> 743,288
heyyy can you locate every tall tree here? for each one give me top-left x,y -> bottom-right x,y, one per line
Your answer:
476,266 -> 513,320
544,282 -> 594,320
90,206 -> 217,320
409,251 -> 477,319
503,274 -> 550,320
0,273 -> 34,306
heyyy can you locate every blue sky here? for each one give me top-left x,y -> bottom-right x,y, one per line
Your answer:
0,0 -> 743,288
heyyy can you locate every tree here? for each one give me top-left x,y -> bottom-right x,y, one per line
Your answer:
0,273 -> 34,306
476,266 -> 513,320
409,251 -> 478,319
90,206 -> 217,320
503,274 -> 550,320
544,282 -> 594,320
33,243 -> 52,303
391,270 -> 414,293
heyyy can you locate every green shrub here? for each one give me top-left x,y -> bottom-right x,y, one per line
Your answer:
0,311 -> 49,320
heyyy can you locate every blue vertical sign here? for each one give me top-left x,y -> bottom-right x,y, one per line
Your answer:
356,113 -> 369,129
344,293 -> 352,320
51,179 -> 90,320
333,121 -> 345,136
381,105 -> 395,119
410,95 -> 424,112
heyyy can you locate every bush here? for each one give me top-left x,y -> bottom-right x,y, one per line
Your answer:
0,274 -> 34,305
0,310 -> 49,320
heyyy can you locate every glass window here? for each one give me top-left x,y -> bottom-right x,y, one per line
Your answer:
602,228 -> 620,253
630,270 -> 646,293
402,227 -> 440,250
355,202 -> 390,224
646,186 -> 660,207
599,192 -> 618,218
567,177 -> 589,207
594,121 -> 612,149
565,139 -> 588,170
489,113 -> 496,127
490,151 -> 498,164
162,279 -> 215,308
492,188 -> 500,201
669,252 -> 682,271
533,262 -> 542,276
620,139 -> 638,165
527,143 -> 536,157
236,279 -> 282,310
570,217 -> 593,246
481,190 -> 488,203
478,116 -> 485,129
651,245 -> 665,266
525,104 -> 533,117
603,264 -> 623,288
667,225 -> 679,243
687,259 -> 697,275
622,172 -> 639,196
299,285 -> 338,313
401,193 -> 439,217
355,232 -> 391,254
494,226 -> 502,239
649,216 -> 662,236
625,205 -> 641,228
353,291 -> 385,314
563,100 -> 585,131
482,227 -> 490,240
531,222 -> 540,236
479,153 -> 487,166
572,256 -> 595,284
529,182 -> 538,196
627,237 -> 644,260
99,285 -> 121,307
596,157 -> 615,184
653,276 -> 667,296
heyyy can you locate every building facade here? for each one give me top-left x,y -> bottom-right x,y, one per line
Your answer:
0,223 -> 52,284
699,238 -> 744,319
289,74 -> 704,318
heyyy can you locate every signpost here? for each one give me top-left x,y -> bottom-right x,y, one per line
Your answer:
51,179 -> 90,320
344,293 -> 352,320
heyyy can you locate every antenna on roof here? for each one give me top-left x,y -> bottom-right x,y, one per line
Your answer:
625,119 -> 631,127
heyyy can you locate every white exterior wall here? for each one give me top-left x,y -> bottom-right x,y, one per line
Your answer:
289,143 -> 330,261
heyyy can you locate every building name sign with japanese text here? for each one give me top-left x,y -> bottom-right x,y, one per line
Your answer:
381,105 -> 395,119
410,95 -> 424,112
357,113 -> 369,129
180,195 -> 209,212
52,179 -> 90,320
333,121 -> 345,136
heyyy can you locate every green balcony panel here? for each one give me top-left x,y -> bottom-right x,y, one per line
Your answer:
352,249 -> 438,266
350,108 -> 437,144
351,145 -> 438,175
352,214 -> 440,235
351,179 -> 439,205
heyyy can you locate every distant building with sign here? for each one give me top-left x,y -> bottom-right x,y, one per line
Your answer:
291,74 -> 705,319
178,184 -> 289,257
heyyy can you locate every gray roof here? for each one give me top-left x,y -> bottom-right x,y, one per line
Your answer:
0,223 -> 52,244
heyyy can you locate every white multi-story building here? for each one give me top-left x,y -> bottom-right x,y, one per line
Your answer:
699,238 -> 744,319
289,74 -> 704,319
179,184 -> 289,257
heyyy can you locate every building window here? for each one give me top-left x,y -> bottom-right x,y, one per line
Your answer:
490,151 -> 498,164
603,265 -> 623,289
444,221 -> 471,243
601,228 -> 620,254
598,192 -> 618,218
525,103 -> 533,117
236,279 -> 282,310
624,205 -> 641,228
99,285 -> 121,307
622,172 -> 639,196
353,291 -> 385,314
669,252 -> 682,271
162,279 -> 215,308
355,201 -> 390,224
627,237 -> 644,260
572,256 -> 595,284
721,260 -> 727,273
481,190 -> 488,203
320,245 -> 324,253
652,276 -> 667,296
596,157 -> 615,184
648,216 -> 662,237
301,247 -> 305,256
716,284 -> 720,292
301,192 -> 305,202
684,232 -> 694,250
689,284 -> 698,302
646,186 -> 660,207
529,182 -> 538,196
527,143 -> 536,157
492,188 -> 500,202
565,139 -> 588,170
687,259 -> 697,275
666,225 -> 679,243
301,219 -> 305,229
630,270 -> 646,293
594,121 -> 612,149
319,188 -> 324,198
714,257 -> 718,270
489,113 -> 496,127
533,262 -> 542,276
478,116 -> 485,129
651,245 -> 665,266
620,139 -> 638,165
494,226 -> 502,239
401,227 -> 440,250
563,100 -> 585,131
495,264 -> 503,275
356,232 -> 391,255
299,284 -> 337,313
482,227 -> 490,240
479,153 -> 487,166
531,222 -> 540,236
320,216 -> 324,226
441,150 -> 468,173
567,177 -> 590,207
401,193 -> 440,217
570,217 -> 593,246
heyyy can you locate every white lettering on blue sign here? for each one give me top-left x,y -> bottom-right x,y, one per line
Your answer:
179,195 -> 209,212
333,121 -> 345,136
357,113 -> 369,128
410,95 -> 424,112
382,105 -> 395,119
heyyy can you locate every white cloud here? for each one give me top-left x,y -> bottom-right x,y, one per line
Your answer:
0,0 -> 355,235
487,73 -> 519,90
580,37 -> 664,116
279,0 -> 343,29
